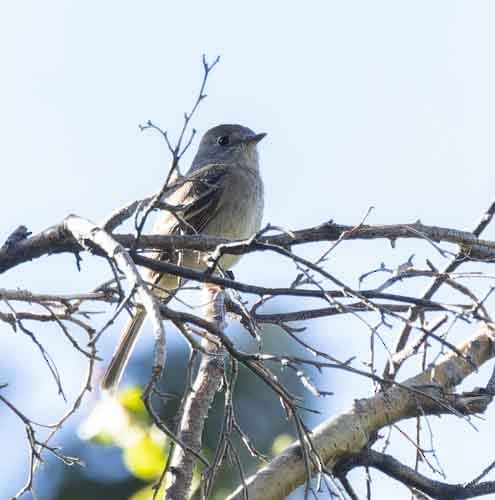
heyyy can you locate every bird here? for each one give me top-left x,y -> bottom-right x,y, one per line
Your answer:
101,124 -> 266,391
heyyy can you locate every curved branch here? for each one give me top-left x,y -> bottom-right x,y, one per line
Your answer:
62,215 -> 166,385
226,325 -> 495,500
346,449 -> 495,499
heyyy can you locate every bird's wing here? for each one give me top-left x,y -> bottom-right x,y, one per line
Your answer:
177,164 -> 231,234
156,163 -> 231,236
148,164 -> 231,286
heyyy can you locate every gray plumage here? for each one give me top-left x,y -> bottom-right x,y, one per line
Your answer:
101,124 -> 265,391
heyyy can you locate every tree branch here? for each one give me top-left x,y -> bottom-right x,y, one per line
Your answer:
345,449 -> 495,499
226,324 -> 495,500
163,285 -> 226,499
384,200 -> 495,380
62,215 -> 166,386
3,220 -> 495,275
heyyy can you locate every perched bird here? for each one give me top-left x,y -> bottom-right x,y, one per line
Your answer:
101,124 -> 266,391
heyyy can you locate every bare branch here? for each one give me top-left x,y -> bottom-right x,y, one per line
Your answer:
385,200 -> 495,380
5,220 -> 495,275
62,215 -> 166,387
163,285 -> 226,499
226,325 -> 495,500
344,449 -> 495,499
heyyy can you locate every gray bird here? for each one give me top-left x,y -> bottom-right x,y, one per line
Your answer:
101,124 -> 266,391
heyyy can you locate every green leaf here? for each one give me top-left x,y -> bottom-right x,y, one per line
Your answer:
123,434 -> 166,481
119,386 -> 148,422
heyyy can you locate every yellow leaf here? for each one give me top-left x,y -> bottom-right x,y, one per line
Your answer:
119,386 -> 148,421
123,434 -> 166,481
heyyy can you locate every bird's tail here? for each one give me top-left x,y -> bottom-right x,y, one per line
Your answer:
101,306 -> 146,392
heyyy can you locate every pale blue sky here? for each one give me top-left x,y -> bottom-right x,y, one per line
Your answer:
2,2 -> 495,499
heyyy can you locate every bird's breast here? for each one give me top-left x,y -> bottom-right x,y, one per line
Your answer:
201,167 -> 264,269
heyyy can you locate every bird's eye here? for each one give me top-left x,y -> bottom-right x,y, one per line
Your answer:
217,136 -> 230,146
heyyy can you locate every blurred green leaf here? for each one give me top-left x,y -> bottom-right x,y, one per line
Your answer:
119,386 -> 149,422
124,434 -> 167,481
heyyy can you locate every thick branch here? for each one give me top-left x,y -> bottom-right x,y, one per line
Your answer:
227,325 -> 495,500
3,220 -> 495,275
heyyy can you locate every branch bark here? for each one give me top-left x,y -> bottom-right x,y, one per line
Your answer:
62,215 -> 166,385
226,324 -> 495,500
343,449 -> 495,499
3,220 -> 495,275
163,286 -> 226,499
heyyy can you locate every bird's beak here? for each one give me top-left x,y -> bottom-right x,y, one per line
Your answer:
245,132 -> 267,144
